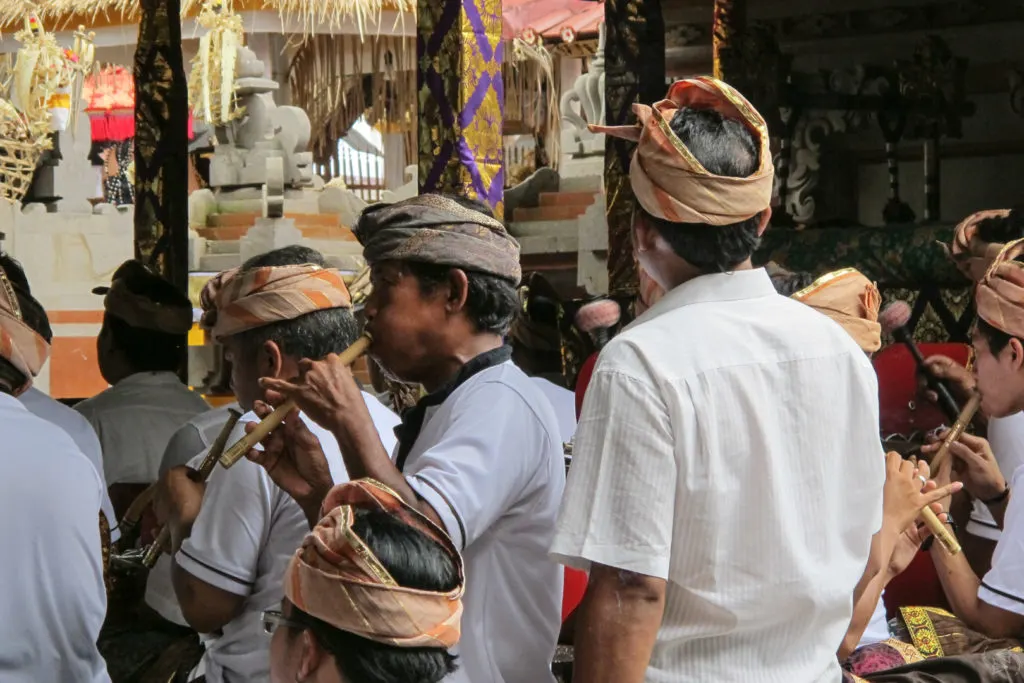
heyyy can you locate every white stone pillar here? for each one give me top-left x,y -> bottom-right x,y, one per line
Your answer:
382,132 -> 408,190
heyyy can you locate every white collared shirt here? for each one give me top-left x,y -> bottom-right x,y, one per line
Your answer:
173,392 -> 400,683
19,386 -> 119,541
402,361 -> 564,683
979,463 -> 1024,616
967,412 -> 1024,541
551,268 -> 885,683
159,403 -> 243,476
0,393 -> 111,683
74,371 -> 211,485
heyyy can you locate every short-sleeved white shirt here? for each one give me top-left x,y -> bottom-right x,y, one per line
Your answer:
551,269 -> 885,683
74,371 -> 211,485
173,392 -> 399,683
159,403 -> 243,476
979,463 -> 1024,615
400,357 -> 564,683
529,376 -> 576,444
19,386 -> 119,541
0,393 -> 111,683
968,412 -> 1024,541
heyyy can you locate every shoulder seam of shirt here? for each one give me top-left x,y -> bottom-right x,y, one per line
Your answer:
458,376 -> 560,440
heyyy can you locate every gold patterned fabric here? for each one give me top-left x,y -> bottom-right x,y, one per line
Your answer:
943,209 -> 1012,283
792,268 -> 882,353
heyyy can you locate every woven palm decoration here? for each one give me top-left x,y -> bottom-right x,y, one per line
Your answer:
188,0 -> 244,127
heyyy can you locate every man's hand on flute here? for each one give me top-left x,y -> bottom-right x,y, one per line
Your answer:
152,466 -> 205,555
245,400 -> 333,529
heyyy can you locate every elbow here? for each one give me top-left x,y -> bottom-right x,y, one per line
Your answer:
837,632 -> 859,663
589,565 -> 666,607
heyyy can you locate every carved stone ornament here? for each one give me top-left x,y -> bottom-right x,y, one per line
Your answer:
560,22 -> 606,154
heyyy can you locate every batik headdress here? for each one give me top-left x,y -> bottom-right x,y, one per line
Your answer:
792,268 -> 882,353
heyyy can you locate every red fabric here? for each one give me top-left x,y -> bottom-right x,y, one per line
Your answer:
87,111 -> 195,144
872,343 -> 971,436
574,352 -> 598,420
882,550 -> 950,617
562,568 -> 587,622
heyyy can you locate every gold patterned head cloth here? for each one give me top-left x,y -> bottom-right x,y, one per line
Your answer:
976,238 -> 1024,339
590,77 -> 774,226
355,193 -> 521,284
200,263 -> 352,341
284,479 -> 464,649
0,265 -> 49,395
93,260 -> 193,335
941,209 -> 1013,283
792,268 -> 882,353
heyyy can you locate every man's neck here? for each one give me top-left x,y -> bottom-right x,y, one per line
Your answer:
661,257 -> 756,292
420,334 -> 504,393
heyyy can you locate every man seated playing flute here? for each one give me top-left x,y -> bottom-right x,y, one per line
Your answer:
246,194 -> 565,683
0,264 -> 111,683
548,77 -> 886,683
150,246 -> 400,683
266,478 -> 463,683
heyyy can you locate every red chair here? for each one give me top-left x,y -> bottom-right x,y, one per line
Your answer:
873,342 -> 970,615
562,568 -> 588,622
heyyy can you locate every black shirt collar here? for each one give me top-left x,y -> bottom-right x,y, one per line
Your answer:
393,345 -> 513,471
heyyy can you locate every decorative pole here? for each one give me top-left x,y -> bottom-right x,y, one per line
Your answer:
134,0 -> 190,292
604,0 -> 666,300
713,0 -> 746,81
417,0 -> 505,218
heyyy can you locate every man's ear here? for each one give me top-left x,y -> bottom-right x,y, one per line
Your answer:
633,215 -> 658,254
446,268 -> 470,314
297,630 -> 325,681
1008,337 -> 1024,372
262,339 -> 285,378
756,207 -> 772,236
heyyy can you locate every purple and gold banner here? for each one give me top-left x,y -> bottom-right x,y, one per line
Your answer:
417,0 -> 505,218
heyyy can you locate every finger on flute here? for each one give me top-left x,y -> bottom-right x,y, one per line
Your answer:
929,392 -> 981,474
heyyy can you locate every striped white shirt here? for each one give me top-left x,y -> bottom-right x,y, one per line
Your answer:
551,268 -> 885,683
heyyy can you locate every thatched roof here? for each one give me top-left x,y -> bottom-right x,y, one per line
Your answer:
0,0 -> 413,35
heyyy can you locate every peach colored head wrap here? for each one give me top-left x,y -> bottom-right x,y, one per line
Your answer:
792,268 -> 882,353
200,264 -> 352,341
284,479 -> 463,649
591,76 -> 774,226
942,209 -> 1012,283
976,239 -> 1024,339
0,267 -> 49,395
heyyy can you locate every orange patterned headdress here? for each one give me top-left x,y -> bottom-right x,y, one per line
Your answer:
0,266 -> 49,395
792,268 -> 882,353
591,77 -> 774,226
284,479 -> 464,649
942,209 -> 1012,283
200,263 -> 352,341
976,239 -> 1024,339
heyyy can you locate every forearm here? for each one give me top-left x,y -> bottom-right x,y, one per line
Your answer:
931,540 -> 986,631
841,529 -> 898,660
573,566 -> 665,683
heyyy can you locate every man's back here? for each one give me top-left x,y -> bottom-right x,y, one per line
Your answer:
75,371 -> 210,485
0,393 -> 110,683
553,269 -> 884,682
19,386 -> 118,541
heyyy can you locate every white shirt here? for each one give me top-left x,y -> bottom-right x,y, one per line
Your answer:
968,412 -> 1024,541
979,463 -> 1024,615
159,403 -> 243,475
0,393 -> 111,683
146,403 -> 244,627
174,392 -> 400,683
74,371 -> 211,485
401,359 -> 564,683
530,377 -> 577,444
20,386 -> 119,542
550,269 -> 885,683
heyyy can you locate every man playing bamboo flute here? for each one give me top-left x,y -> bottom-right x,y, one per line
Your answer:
246,194 -> 565,683
548,77 -> 886,683
0,264 -> 110,683
151,246 -> 399,683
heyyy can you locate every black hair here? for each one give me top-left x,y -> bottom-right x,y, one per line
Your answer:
641,106 -> 764,273
405,261 -> 518,336
291,508 -> 459,683
975,208 -> 1024,245
232,246 -> 359,360
0,254 -> 52,343
105,263 -> 190,373
770,270 -> 816,297
0,357 -> 26,394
